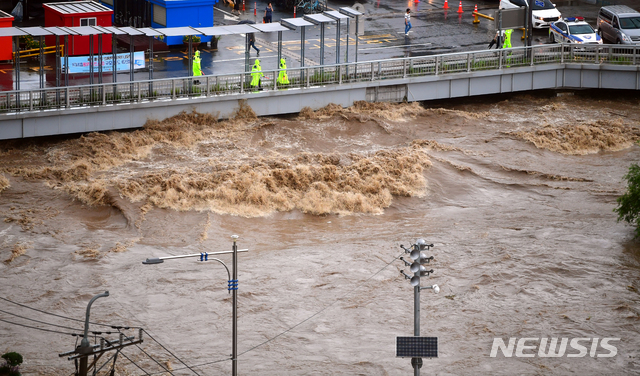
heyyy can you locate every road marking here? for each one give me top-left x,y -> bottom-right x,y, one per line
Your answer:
360,43 -> 432,51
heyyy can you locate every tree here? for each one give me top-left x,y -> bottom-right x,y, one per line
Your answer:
0,352 -> 23,376
615,163 -> 640,238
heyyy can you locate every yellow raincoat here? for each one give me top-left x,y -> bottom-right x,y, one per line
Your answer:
277,58 -> 289,85
193,50 -> 202,77
502,29 -> 513,49
251,59 -> 263,88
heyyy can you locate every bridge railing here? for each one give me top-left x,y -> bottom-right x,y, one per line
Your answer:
0,44 -> 638,114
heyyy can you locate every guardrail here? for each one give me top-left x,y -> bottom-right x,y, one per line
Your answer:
14,44 -> 65,59
1,43 -> 638,114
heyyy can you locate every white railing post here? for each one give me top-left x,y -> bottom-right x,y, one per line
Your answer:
172,80 -> 176,99
29,91 -> 33,111
467,53 -> 471,72
530,46 -> 535,66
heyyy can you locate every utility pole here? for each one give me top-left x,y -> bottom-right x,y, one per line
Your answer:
397,239 -> 440,375
59,292 -> 144,376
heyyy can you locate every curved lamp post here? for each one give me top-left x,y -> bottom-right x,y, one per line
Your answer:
142,235 -> 248,376
77,291 -> 110,376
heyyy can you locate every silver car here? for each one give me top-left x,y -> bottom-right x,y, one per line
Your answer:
597,5 -> 640,44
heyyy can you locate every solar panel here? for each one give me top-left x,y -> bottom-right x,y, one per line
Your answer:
396,337 -> 438,358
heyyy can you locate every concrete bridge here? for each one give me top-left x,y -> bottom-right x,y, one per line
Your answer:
0,43 -> 639,140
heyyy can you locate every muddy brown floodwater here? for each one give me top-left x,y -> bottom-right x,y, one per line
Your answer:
1,92 -> 640,375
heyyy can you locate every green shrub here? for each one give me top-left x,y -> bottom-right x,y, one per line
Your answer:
0,352 -> 23,376
615,163 -> 640,238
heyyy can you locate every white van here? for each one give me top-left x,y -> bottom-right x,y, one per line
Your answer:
499,0 -> 562,29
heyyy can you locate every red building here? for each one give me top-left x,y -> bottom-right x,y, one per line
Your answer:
44,1 -> 113,56
0,10 -> 14,61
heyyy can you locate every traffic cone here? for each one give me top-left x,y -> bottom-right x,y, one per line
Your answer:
242,0 -> 245,12
254,2 -> 257,16
473,4 -> 477,12
443,0 -> 449,9
457,1 -> 463,13
293,6 -> 296,18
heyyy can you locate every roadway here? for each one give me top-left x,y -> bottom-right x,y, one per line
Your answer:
0,0 -> 637,91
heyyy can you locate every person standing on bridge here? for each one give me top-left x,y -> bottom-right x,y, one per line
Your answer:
251,59 -> 263,90
193,50 -> 203,85
277,58 -> 289,86
502,29 -> 513,49
404,9 -> 412,36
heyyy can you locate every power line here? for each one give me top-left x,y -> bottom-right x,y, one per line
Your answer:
120,350 -> 152,376
188,251 -> 405,370
141,329 -> 202,376
0,296 -> 140,330
111,294 -> 200,374
150,251 -> 404,373
133,343 -> 176,376
0,318 -> 79,336
0,308 -> 84,332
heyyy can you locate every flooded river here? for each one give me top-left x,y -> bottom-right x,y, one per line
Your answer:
1,91 -> 639,375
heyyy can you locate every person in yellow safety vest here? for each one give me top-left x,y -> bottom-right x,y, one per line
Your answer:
251,59 -> 263,89
277,58 -> 289,85
502,29 -> 513,49
193,50 -> 202,84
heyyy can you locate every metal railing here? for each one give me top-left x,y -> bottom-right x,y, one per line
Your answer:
1,44 -> 638,114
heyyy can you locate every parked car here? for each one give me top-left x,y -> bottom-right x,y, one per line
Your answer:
499,0 -> 561,29
549,17 -> 602,45
597,5 -> 640,44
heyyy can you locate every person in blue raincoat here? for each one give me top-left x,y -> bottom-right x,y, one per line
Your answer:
251,59 -> 263,89
277,58 -> 289,86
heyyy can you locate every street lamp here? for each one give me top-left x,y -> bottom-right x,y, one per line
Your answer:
142,235 -> 248,376
396,239 -> 439,376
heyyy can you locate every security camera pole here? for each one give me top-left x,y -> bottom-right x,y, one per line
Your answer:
397,239 -> 439,376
